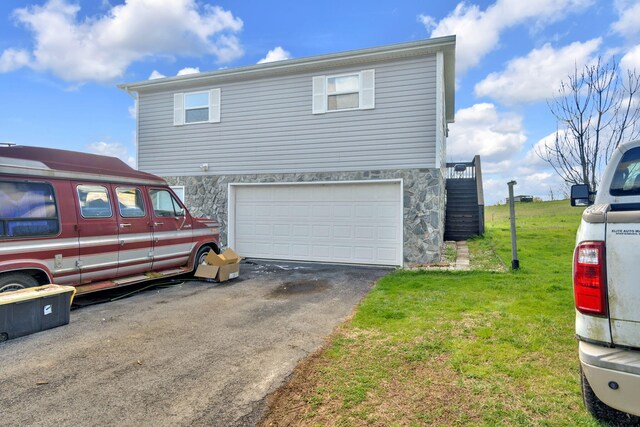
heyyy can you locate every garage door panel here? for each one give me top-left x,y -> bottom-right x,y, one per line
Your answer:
377,205 -> 398,219
312,205 -> 331,218
273,205 -> 290,217
269,244 -> 286,256
273,224 -> 289,237
377,247 -> 398,263
312,225 -> 331,238
292,244 -> 310,257
333,246 -> 353,260
354,247 -> 374,261
312,245 -> 331,258
233,182 -> 402,266
333,225 -> 353,239
377,226 -> 398,240
355,226 -> 375,239
292,225 -> 310,237
333,205 -> 352,218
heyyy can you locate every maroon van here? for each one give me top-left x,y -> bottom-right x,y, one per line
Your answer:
0,145 -> 220,294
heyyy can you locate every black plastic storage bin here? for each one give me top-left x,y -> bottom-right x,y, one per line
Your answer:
0,285 -> 76,342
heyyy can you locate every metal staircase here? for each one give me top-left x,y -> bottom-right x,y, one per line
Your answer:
445,155 -> 484,241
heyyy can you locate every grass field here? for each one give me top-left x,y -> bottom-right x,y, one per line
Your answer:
260,200 -> 600,426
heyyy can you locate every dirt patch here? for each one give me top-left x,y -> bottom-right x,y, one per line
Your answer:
269,279 -> 330,298
258,330 -> 484,426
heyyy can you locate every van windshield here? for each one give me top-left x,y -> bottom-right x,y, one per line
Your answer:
0,181 -> 59,237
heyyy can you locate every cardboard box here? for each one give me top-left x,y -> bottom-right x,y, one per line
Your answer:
194,248 -> 241,282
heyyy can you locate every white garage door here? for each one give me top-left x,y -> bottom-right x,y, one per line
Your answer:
230,181 -> 403,266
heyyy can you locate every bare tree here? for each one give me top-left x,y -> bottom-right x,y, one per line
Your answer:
537,58 -> 640,192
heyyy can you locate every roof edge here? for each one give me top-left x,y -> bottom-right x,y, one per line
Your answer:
118,36 -> 456,92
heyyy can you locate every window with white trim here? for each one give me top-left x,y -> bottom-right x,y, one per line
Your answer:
174,88 -> 221,125
312,69 -> 375,114
327,74 -> 359,110
170,185 -> 185,202
185,92 -> 209,123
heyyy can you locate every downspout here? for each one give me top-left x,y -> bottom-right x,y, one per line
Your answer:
121,85 -> 140,171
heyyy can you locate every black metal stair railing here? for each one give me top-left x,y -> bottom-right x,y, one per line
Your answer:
444,155 -> 485,240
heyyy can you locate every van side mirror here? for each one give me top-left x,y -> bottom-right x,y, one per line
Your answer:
571,184 -> 593,206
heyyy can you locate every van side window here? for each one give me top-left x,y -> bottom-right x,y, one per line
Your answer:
0,181 -> 59,237
77,185 -> 112,218
149,189 -> 184,217
610,147 -> 640,196
116,187 -> 146,218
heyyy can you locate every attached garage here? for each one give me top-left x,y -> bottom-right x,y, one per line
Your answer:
228,181 -> 403,266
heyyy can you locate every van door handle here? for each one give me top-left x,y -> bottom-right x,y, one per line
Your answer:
154,222 -> 164,227
120,223 -> 132,228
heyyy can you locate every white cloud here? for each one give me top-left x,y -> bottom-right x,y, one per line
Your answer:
621,44 -> 640,72
148,70 -> 165,80
177,67 -> 200,76
0,48 -> 30,72
128,100 -> 137,120
612,1 -> 640,39
86,141 -> 135,167
474,39 -> 601,104
3,0 -> 243,82
447,103 -> 527,168
419,0 -> 593,74
257,46 -> 291,64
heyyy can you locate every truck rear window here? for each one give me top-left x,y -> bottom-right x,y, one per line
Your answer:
610,147 -> 640,196
0,181 -> 59,237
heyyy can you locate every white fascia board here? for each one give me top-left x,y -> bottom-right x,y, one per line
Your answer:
118,36 -> 456,94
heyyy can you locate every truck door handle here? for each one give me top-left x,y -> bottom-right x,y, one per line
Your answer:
120,223 -> 132,228
154,222 -> 164,227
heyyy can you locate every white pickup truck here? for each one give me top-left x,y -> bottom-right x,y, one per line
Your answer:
572,140 -> 640,424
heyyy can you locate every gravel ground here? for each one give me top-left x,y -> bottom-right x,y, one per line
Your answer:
0,260 -> 389,427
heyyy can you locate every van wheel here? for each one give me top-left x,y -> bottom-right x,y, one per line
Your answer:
194,246 -> 212,272
0,273 -> 39,293
581,368 -> 640,425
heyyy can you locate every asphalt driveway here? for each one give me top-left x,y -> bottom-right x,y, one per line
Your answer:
0,260 -> 390,426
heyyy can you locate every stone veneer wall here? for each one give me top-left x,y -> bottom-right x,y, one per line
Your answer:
166,169 -> 445,264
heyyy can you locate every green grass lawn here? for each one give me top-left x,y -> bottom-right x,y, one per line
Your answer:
262,200 -> 598,426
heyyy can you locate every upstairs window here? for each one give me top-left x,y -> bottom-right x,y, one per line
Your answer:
185,92 -> 209,123
312,69 -> 375,114
327,74 -> 360,111
174,89 -> 221,125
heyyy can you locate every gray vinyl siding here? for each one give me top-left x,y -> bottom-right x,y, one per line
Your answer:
137,55 -> 437,176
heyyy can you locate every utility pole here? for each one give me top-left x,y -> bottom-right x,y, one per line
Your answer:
507,180 -> 519,270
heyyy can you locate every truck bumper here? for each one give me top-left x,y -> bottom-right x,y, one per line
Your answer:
580,341 -> 640,416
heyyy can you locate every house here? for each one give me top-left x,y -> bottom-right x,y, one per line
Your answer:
505,195 -> 534,203
119,36 -> 456,267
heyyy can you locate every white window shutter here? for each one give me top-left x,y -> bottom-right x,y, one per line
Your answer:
312,76 -> 326,114
209,88 -> 221,123
173,93 -> 184,126
360,69 -> 375,110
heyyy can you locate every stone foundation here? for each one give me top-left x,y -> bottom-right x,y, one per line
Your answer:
166,169 -> 445,264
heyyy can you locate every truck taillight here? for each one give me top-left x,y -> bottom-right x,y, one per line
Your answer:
573,241 -> 607,316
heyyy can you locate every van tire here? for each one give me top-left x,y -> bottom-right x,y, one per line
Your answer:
193,246 -> 213,272
581,368 -> 639,425
0,273 -> 39,293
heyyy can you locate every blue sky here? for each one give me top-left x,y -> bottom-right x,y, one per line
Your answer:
0,0 -> 638,204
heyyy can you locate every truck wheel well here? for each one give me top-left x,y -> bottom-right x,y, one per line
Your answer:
0,269 -> 49,285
